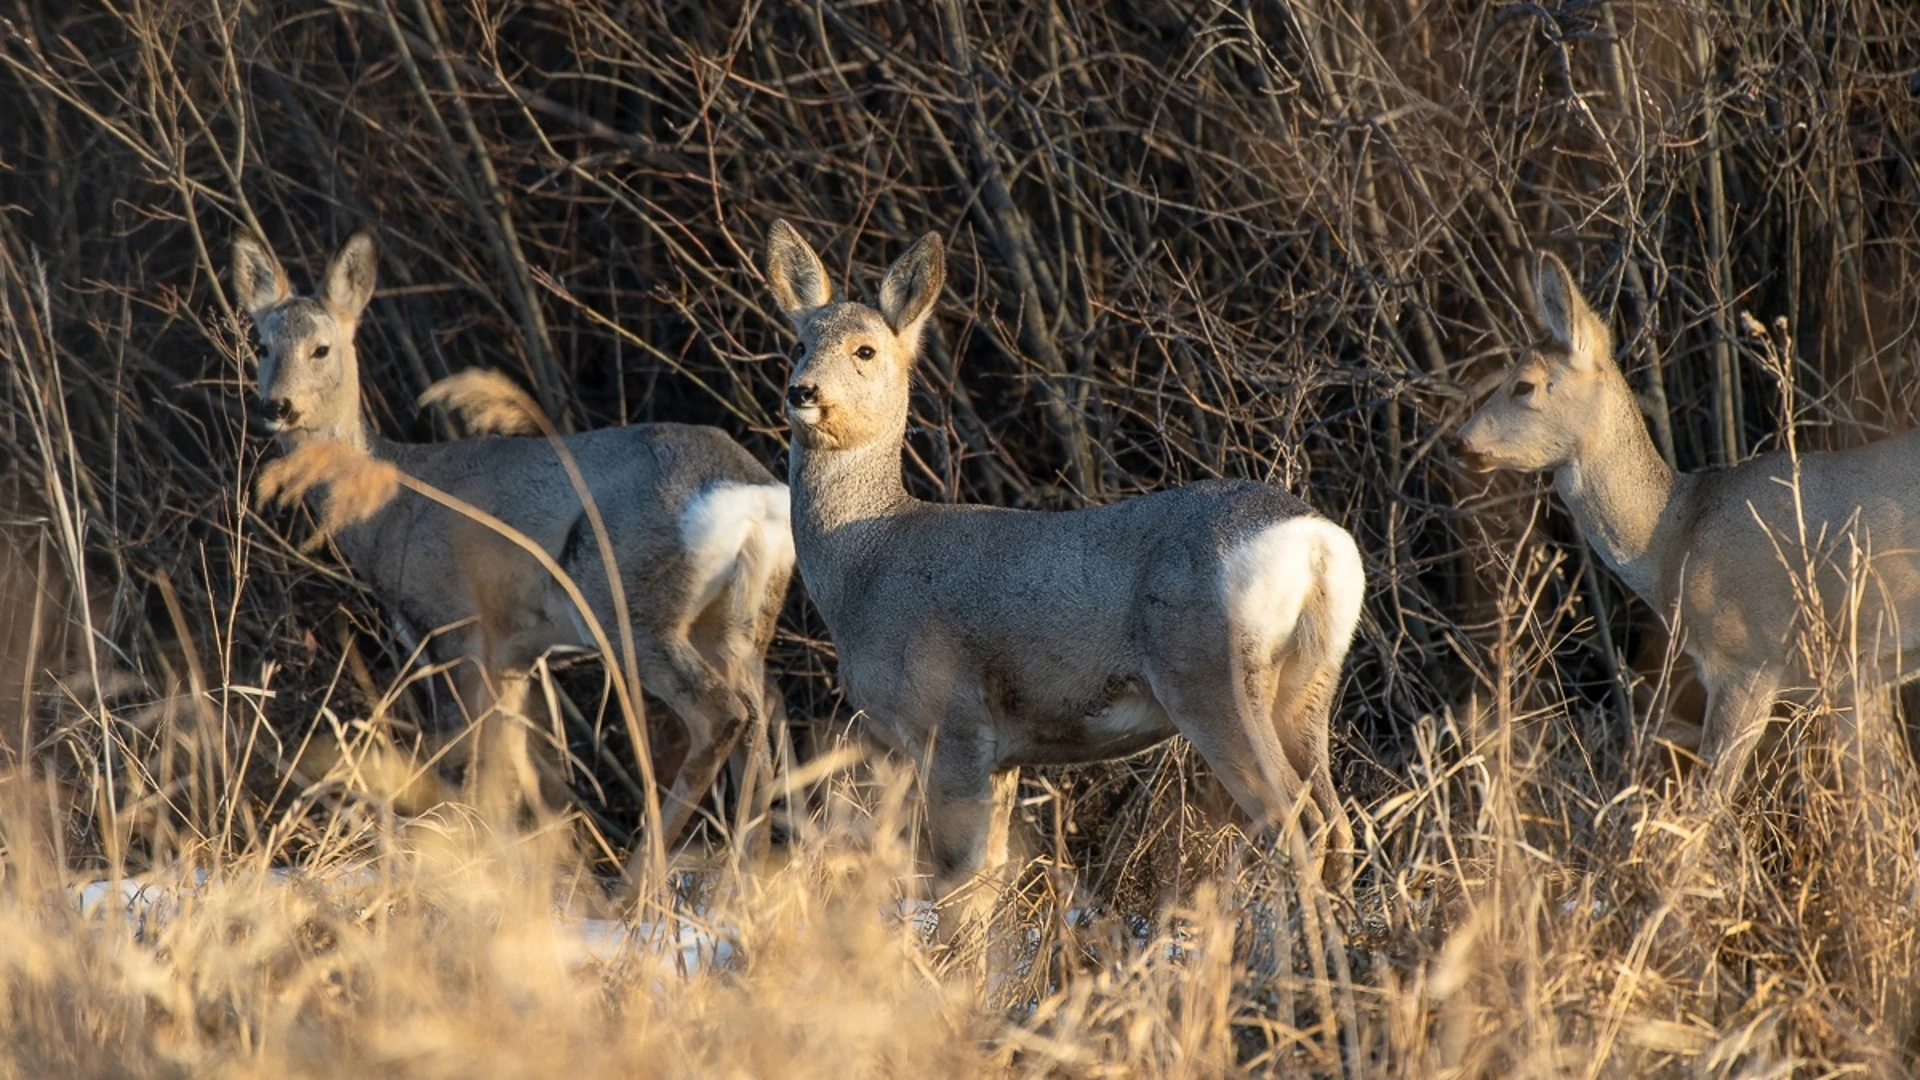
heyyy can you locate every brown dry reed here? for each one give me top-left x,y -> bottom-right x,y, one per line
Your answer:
254,440 -> 402,552
418,368 -> 548,438
3,0 -> 1920,1076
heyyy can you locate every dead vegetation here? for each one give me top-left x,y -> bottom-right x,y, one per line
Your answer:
2,0 -> 1919,1075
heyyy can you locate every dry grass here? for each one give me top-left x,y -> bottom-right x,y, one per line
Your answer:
2,0 -> 1920,1075
418,369 -> 547,437
255,440 -> 403,550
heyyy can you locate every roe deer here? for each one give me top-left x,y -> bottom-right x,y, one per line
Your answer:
234,228 -> 794,844
1455,251 -> 1920,797
763,221 -> 1366,898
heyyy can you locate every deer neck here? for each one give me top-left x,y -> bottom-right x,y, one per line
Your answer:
1554,372 -> 1685,606
788,425 -> 915,620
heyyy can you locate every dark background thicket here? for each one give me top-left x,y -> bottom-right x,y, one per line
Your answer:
2,0 -> 1918,881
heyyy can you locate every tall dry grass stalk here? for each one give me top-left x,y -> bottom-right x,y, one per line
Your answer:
254,441 -> 402,552
418,368 -> 546,437
3,0 -> 1920,1074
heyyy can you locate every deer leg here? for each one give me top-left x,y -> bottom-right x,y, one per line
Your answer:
481,670 -> 544,815
684,574 -> 785,858
1154,672 -> 1324,852
716,681 -> 787,859
921,719 -> 1016,967
453,659 -> 568,822
1831,671 -> 1910,831
1699,663 -> 1782,802
1272,659 -> 1354,889
729,675 -> 775,861
743,556 -> 791,851
923,723 -> 1009,896
639,639 -> 757,850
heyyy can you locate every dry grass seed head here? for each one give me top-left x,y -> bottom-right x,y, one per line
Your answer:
11,0 -> 1920,1073
419,369 -> 548,437
254,441 -> 401,551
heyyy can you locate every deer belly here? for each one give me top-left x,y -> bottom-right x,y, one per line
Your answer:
1008,693 -> 1175,766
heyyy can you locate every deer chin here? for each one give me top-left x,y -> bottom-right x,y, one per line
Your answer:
787,403 -> 847,449
262,411 -> 323,438
1454,447 -> 1498,474
1447,433 -> 1509,475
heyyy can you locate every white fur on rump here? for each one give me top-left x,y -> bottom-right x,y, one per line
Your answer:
678,483 -> 796,615
1219,516 -> 1365,665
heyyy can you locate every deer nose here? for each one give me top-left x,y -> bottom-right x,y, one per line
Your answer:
271,398 -> 298,423
786,384 -> 820,409
1447,436 -> 1492,473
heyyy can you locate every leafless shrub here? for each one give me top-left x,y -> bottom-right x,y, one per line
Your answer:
3,0 -> 1920,1073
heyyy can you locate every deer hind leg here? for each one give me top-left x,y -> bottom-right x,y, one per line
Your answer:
1212,515 -> 1362,880
1270,653 -> 1354,888
719,678 -> 791,858
683,592 -> 779,857
740,532 -> 793,853
1152,667 -> 1322,852
636,635 -> 759,850
674,506 -> 791,857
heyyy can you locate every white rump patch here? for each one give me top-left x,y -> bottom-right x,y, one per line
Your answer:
1219,517 -> 1365,663
679,482 -> 795,614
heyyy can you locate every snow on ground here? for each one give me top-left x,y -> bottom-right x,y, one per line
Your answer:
70,872 -> 1171,982
70,867 -> 735,974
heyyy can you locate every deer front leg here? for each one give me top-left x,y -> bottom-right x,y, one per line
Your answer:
924,726 -> 1010,895
1698,662 -> 1782,802
451,654 -> 568,821
921,719 -> 1018,964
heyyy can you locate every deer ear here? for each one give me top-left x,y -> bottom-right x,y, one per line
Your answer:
767,220 -> 832,319
231,232 -> 290,321
322,228 -> 378,321
878,231 -> 944,346
1534,251 -> 1605,372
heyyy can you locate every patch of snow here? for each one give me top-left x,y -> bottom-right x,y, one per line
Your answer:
565,917 -> 734,974
72,869 -> 737,977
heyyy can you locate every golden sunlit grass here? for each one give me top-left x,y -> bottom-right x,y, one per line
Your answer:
4,598 -> 1917,1077
6,0 -> 1920,1074
419,369 -> 548,438
254,440 -> 401,551
7,367 -> 1920,1071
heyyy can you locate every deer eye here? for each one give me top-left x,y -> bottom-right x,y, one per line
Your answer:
854,345 -> 876,361
312,344 -> 331,359
1512,378 -> 1536,399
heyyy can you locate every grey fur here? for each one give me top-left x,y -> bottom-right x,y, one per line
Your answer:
238,230 -> 794,843
1456,251 -> 1920,798
766,221 -> 1366,896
